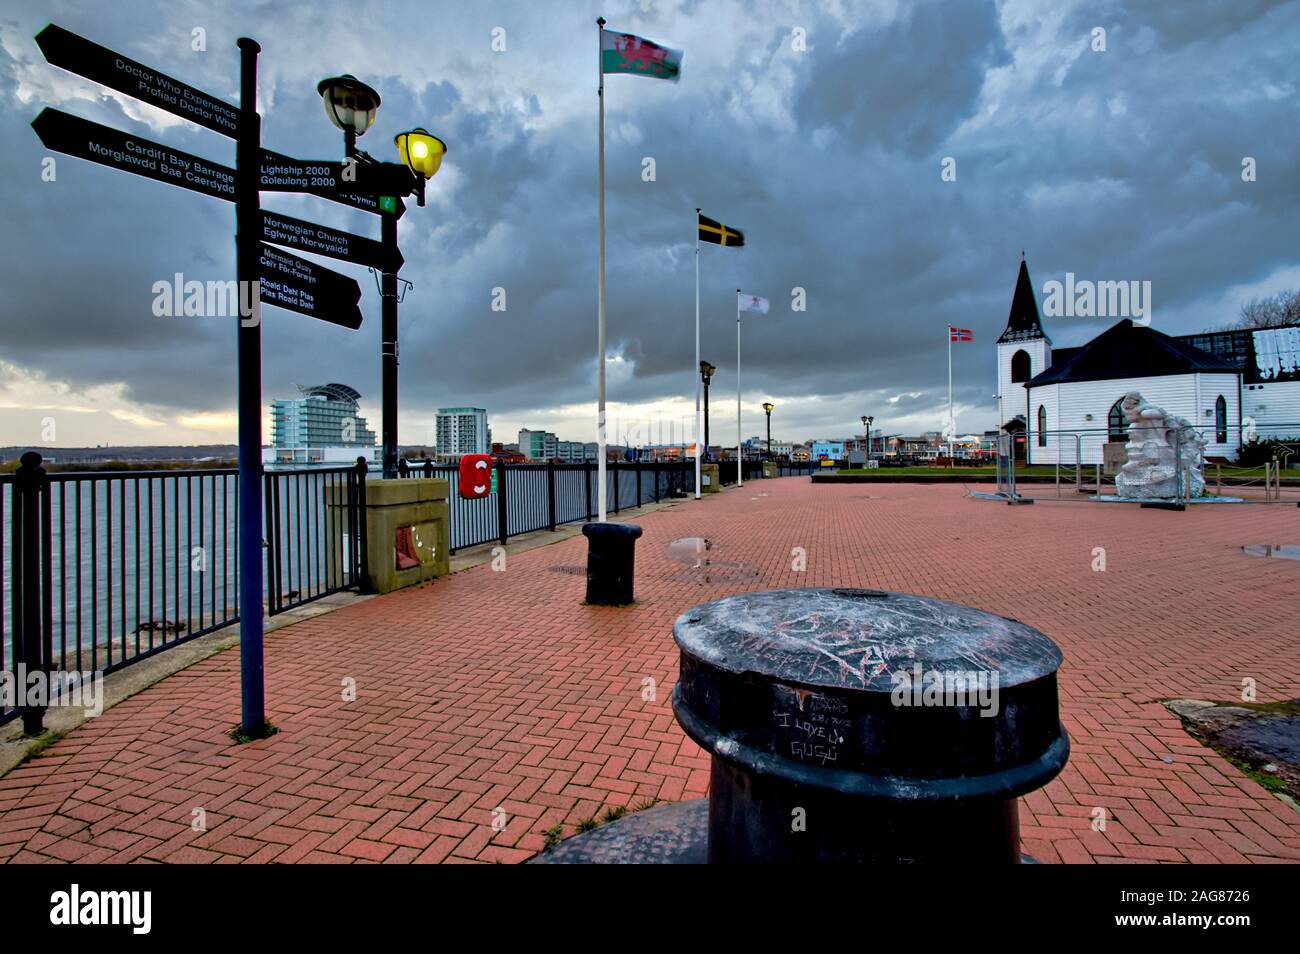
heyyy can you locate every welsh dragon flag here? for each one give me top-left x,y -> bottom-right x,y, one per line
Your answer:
601,29 -> 683,81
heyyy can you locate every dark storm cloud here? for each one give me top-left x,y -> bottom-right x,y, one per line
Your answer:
2,0 -> 1299,444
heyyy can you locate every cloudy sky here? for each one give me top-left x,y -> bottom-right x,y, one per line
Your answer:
2,0 -> 1298,450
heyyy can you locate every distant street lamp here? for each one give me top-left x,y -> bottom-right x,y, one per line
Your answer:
700,361 -> 716,461
317,75 -> 446,479
763,402 -> 775,460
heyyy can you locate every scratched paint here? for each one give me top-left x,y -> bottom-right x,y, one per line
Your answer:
673,587 -> 1061,692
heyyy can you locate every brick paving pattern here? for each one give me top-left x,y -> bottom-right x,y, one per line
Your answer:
2,479 -> 1298,863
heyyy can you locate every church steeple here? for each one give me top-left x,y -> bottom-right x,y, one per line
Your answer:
998,255 -> 1050,344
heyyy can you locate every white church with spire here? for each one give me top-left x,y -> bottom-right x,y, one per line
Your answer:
995,257 -> 1300,465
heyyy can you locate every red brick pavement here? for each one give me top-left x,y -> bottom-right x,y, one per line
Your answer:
2,480 -> 1298,863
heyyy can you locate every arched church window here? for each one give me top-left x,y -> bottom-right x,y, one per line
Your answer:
1011,350 -> 1031,384
1215,395 -> 1227,444
1037,405 -> 1047,447
1108,398 -> 1128,443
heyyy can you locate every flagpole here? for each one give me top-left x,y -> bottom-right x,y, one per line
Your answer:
947,327 -> 953,461
596,17 -> 608,522
737,289 -> 743,487
694,208 -> 702,499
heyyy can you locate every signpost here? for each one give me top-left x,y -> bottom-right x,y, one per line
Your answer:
257,244 -> 364,330
35,23 -> 239,138
258,154 -> 416,198
31,23 -> 422,737
261,210 -> 402,272
31,108 -> 236,201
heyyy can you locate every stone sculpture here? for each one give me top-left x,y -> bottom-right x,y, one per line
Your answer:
1114,392 -> 1206,499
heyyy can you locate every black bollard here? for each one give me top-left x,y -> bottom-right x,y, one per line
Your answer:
673,587 -> 1069,863
535,585 -> 1068,864
581,522 -> 642,606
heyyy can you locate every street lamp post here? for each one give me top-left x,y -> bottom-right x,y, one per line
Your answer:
763,402 -> 774,460
318,77 -> 446,479
700,361 -> 715,463
864,415 -> 874,463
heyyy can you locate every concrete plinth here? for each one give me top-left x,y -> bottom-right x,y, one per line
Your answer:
700,463 -> 720,494
328,477 -> 450,594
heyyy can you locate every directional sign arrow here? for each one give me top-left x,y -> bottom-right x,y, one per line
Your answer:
257,244 -> 364,329
257,156 -> 417,197
35,23 -> 240,138
261,210 -> 403,272
31,109 -> 404,223
260,148 -> 405,219
31,107 -> 236,200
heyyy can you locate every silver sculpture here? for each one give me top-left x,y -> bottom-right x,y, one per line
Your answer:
1113,392 -> 1206,499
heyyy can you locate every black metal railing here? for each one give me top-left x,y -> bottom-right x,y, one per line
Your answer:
263,462 -> 367,615
1,455 -> 368,728
3,452 -> 796,728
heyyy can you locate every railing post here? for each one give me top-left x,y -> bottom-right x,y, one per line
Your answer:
654,461 -> 661,503
547,461 -> 557,532
585,460 -> 593,522
263,469 -> 277,614
611,459 -> 620,514
496,459 -> 509,545
13,451 -> 49,736
635,463 -> 642,508
354,456 -> 369,591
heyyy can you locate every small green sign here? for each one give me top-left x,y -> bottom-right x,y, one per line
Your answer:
379,195 -> 397,213
490,469 -> 498,494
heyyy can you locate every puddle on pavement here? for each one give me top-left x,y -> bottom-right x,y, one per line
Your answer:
1242,544 -> 1300,561
664,536 -> 760,584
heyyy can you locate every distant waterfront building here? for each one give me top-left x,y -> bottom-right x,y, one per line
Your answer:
436,407 -> 490,456
266,383 -> 376,464
518,428 -> 558,460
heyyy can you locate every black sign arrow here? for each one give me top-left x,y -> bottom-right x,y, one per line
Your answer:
261,210 -> 402,272
257,244 -> 363,329
31,107 -> 236,200
259,148 -> 405,219
35,23 -> 240,139
258,155 -> 416,197
32,109 -> 405,224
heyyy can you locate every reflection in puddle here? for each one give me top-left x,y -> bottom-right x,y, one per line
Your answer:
666,537 -> 711,568
1242,544 -> 1300,561
664,536 -> 760,583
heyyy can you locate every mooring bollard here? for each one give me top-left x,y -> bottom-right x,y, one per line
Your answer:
674,587 -> 1069,863
534,586 -> 1068,864
581,522 -> 642,606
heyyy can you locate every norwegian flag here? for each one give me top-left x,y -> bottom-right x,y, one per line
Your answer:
949,327 -> 973,342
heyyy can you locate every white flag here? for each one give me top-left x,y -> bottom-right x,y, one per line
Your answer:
738,292 -> 769,314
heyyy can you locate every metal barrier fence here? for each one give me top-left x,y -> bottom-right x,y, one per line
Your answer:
397,458 -> 792,551
3,453 -> 798,727
1,455 -> 367,728
998,422 -> 1300,503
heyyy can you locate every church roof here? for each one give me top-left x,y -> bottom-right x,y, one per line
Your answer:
1027,320 -> 1239,386
997,257 -> 1050,344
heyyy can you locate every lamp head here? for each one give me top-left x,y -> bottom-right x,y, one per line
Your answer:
317,74 -> 381,137
394,127 -> 447,180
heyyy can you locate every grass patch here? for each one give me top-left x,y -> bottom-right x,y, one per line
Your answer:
573,816 -> 599,834
541,823 -> 564,851
600,804 -> 627,824
227,720 -> 280,744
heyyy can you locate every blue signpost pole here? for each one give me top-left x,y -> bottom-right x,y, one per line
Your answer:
236,38 -> 266,736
